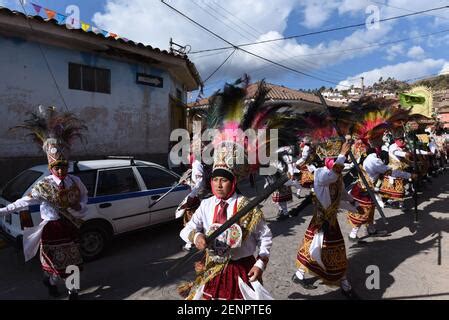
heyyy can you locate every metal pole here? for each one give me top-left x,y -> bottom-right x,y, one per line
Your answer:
412,133 -> 419,222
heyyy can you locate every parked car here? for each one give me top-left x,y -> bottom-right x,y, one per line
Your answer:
0,158 -> 190,261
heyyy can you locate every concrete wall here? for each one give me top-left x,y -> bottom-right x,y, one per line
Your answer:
0,35 -> 185,184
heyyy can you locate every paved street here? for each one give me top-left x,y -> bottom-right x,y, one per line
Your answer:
0,173 -> 448,300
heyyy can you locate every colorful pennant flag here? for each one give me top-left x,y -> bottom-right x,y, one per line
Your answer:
44,8 -> 56,20
31,3 -> 42,15
91,26 -> 101,34
29,3 -> 122,41
56,13 -> 66,24
81,22 -> 90,32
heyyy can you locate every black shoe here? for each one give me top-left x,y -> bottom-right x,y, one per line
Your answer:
341,288 -> 359,300
291,274 -> 317,290
68,290 -> 79,300
276,214 -> 289,221
367,229 -> 388,237
289,210 -> 299,217
43,278 -> 60,298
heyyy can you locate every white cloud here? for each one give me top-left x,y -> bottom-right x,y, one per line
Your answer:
439,62 -> 449,75
338,0 -> 373,15
91,0 -> 447,92
300,0 -> 339,29
386,43 -> 405,61
407,45 -> 425,59
337,58 -> 447,89
382,0 -> 449,25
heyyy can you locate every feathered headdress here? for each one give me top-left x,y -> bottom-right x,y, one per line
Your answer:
12,105 -> 87,168
349,96 -> 411,144
205,76 -> 297,180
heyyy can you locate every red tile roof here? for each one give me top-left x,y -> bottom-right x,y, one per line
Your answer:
188,82 -> 342,108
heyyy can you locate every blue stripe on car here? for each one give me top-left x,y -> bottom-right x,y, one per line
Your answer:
28,185 -> 189,213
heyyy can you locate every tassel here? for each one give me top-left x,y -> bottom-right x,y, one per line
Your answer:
177,281 -> 193,298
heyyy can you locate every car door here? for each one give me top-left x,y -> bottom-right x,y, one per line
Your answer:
94,167 -> 150,233
136,166 -> 189,224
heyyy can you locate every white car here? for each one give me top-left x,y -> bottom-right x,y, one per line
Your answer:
0,158 -> 190,261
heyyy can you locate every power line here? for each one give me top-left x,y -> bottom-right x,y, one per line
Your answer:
403,72 -> 446,83
203,0 -> 350,80
282,28 -> 449,58
160,0 -> 349,87
198,27 -> 449,86
190,0 -> 255,43
203,49 -> 236,83
193,49 -> 235,60
189,5 -> 449,54
371,0 -> 449,22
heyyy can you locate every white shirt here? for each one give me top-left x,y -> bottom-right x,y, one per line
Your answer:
389,143 -> 429,163
313,155 -> 357,212
363,153 -> 411,182
296,145 -> 311,167
389,143 -> 407,162
428,139 -> 438,154
277,146 -> 296,176
0,174 -> 88,220
188,160 -> 204,198
180,193 -> 272,261
0,174 -> 88,262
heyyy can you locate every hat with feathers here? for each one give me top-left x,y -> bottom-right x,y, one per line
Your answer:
11,105 -> 87,168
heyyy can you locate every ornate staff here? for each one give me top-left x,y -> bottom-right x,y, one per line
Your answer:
165,173 -> 289,278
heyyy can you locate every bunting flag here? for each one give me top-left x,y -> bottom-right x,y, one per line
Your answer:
31,3 -> 42,15
30,3 -> 121,41
44,8 -> 56,20
81,22 -> 90,32
56,13 -> 66,24
91,26 -> 101,34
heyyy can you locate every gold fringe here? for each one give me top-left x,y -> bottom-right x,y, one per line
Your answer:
177,281 -> 193,298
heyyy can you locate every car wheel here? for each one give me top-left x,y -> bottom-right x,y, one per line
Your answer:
80,225 -> 109,261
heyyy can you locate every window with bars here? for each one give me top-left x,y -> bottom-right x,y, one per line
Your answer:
69,63 -> 111,94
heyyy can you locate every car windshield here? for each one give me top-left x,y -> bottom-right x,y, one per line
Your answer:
1,170 -> 43,202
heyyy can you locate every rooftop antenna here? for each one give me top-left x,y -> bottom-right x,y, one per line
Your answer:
169,38 -> 191,57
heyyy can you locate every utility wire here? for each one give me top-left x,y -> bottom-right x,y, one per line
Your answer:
203,0 -> 350,80
189,5 -> 449,54
160,0 -> 350,87
203,49 -> 236,83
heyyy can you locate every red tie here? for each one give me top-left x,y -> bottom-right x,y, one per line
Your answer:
59,179 -> 65,190
215,200 -> 228,224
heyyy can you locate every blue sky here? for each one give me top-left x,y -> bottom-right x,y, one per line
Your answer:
2,0 -> 449,100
